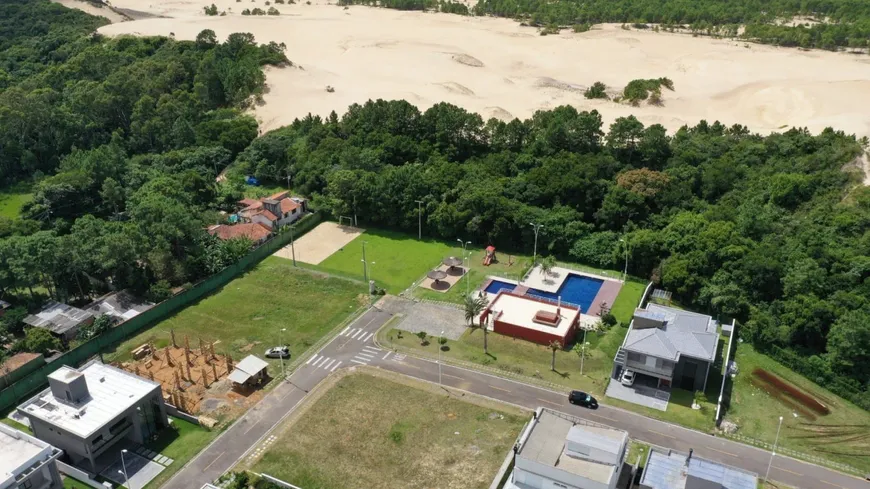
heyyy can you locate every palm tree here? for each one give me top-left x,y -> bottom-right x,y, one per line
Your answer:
540,255 -> 556,281
548,340 -> 562,371
464,294 -> 488,327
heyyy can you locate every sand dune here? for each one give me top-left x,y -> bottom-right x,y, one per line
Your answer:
93,0 -> 870,138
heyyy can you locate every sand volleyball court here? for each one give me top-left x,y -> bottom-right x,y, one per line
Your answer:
275,221 -> 364,265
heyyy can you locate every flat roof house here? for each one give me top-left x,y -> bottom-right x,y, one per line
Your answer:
23,302 -> 94,342
614,304 -> 718,392
16,361 -> 168,473
481,292 -> 581,346
639,447 -> 757,489
506,408 -> 629,489
84,290 -> 153,323
0,423 -> 63,489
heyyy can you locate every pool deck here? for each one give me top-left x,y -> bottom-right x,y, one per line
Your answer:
481,265 -> 623,319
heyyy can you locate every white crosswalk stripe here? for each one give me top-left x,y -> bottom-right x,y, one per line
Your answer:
340,328 -> 375,342
330,361 -> 342,372
362,332 -> 374,342
307,355 -> 342,370
392,353 -> 406,362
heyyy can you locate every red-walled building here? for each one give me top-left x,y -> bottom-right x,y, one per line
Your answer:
480,292 -> 581,346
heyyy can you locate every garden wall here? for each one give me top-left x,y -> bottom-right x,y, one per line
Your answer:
0,213 -> 322,412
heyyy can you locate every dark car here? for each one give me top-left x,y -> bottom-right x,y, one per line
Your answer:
568,390 -> 598,409
265,346 -> 290,359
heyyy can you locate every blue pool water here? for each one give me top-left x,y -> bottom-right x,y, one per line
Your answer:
484,274 -> 604,313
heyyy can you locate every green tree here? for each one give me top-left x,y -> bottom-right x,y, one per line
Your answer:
584,82 -> 608,100
78,315 -> 114,341
826,309 -> 870,380
548,340 -> 562,371
21,328 -> 61,355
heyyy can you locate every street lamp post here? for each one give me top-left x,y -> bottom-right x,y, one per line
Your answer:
361,241 -> 368,284
456,238 -> 471,296
120,449 -> 131,489
289,224 -> 296,266
530,223 -> 543,266
438,329 -> 444,385
619,237 -> 629,282
279,327 -> 287,379
579,328 -> 590,375
765,416 -> 784,482
415,200 -> 424,240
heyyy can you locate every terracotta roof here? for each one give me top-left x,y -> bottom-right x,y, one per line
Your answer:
239,198 -> 259,207
208,223 -> 272,242
0,352 -> 42,374
280,198 -> 301,213
269,191 -> 289,200
261,210 -> 279,221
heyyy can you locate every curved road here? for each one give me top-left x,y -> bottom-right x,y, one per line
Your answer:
163,308 -> 868,489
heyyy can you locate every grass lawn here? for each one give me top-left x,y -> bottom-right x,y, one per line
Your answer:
317,229 -> 465,294
248,371 -> 527,489
626,440 -> 650,467
143,417 -> 219,489
724,343 -> 870,473
0,182 -> 33,218
415,248 -> 535,304
104,257 -> 364,369
62,476 -> 93,489
0,416 -> 31,433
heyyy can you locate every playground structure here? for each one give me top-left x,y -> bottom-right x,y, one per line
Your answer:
483,246 -> 497,266
116,329 -> 234,415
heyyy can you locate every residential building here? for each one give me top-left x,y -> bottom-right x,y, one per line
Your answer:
614,304 -> 718,392
23,302 -> 94,343
639,447 -> 757,489
506,407 -> 629,489
17,361 -> 168,473
84,290 -> 153,323
480,292 -> 581,346
237,191 -> 307,230
0,423 -> 63,489
207,222 -> 272,245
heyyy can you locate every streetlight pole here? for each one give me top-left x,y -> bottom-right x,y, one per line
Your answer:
289,224 -> 296,266
619,237 -> 629,282
279,327 -> 287,379
438,329 -> 444,386
765,416 -> 784,482
580,328 -> 590,375
456,239 -> 471,296
415,200 -> 424,240
361,241 -> 368,284
120,449 -> 131,489
530,223 -> 543,265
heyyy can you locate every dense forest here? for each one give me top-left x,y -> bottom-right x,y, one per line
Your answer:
0,0 -> 287,342
235,100 -> 870,405
339,0 -> 870,50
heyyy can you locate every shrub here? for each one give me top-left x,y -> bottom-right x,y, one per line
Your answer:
572,23 -> 591,33
241,8 -> 252,14
417,331 -> 428,345
251,7 -> 266,14
146,280 -> 173,302
601,312 -> 617,327
584,81 -> 608,99
203,3 -> 219,15
267,6 -> 280,14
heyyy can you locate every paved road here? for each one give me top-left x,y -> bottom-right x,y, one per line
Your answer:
164,307 -> 868,489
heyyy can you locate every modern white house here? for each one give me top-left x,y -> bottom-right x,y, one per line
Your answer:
506,407 -> 629,489
16,361 -> 168,473
0,423 -> 63,489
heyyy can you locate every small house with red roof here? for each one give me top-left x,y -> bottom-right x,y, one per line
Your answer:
207,222 -> 272,245
237,191 -> 307,230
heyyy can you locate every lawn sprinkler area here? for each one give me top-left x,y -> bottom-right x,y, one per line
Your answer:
104,257 -> 364,393
246,370 -> 527,489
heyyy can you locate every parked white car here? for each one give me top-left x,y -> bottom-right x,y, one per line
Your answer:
620,369 -> 636,386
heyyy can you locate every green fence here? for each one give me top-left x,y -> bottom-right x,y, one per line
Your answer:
0,212 -> 322,413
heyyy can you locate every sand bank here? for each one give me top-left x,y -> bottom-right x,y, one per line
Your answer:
93,0 -> 870,138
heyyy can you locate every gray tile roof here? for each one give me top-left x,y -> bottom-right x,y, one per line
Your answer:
623,304 -> 717,362
641,448 -> 757,489
23,301 -> 93,335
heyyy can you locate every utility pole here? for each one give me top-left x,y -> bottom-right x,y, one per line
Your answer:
285,174 -> 291,189
619,237 -> 629,282
530,222 -> 543,265
415,200 -> 424,240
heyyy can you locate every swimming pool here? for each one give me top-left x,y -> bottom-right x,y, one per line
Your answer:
483,274 -> 604,313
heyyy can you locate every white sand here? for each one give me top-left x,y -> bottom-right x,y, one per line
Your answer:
275,221 -> 364,265
52,0 -> 129,23
93,0 -> 870,139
